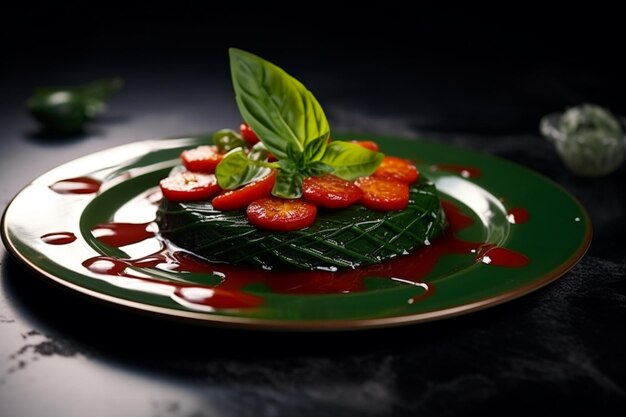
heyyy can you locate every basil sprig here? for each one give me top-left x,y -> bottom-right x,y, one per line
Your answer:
217,48 -> 383,198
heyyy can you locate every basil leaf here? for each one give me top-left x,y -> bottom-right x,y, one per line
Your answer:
212,129 -> 245,153
278,158 -> 298,173
227,49 -> 380,197
215,148 -> 274,190
307,161 -> 334,176
273,170 -> 305,199
320,141 -> 384,180
229,48 -> 330,161
285,142 -> 304,165
248,141 -> 271,161
269,161 -> 331,199
304,132 -> 330,161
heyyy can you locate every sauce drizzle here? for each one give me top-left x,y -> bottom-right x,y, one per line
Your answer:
49,177 -> 102,194
80,198 -> 528,312
91,222 -> 154,247
41,232 -> 77,245
507,207 -> 529,224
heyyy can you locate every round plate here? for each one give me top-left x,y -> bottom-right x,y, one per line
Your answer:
1,134 -> 591,330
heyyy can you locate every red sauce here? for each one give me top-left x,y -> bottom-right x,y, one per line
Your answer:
49,177 -> 102,194
172,286 -> 262,309
40,158 -> 531,313
80,197 -> 528,312
40,232 -> 77,245
430,164 -> 481,178
90,222 -> 154,247
476,246 -> 529,267
507,207 -> 529,224
81,256 -> 263,309
78,197 -> 528,310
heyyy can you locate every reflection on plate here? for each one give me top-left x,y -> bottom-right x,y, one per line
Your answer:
1,134 -> 591,330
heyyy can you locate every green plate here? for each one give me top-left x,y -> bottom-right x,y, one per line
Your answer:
1,134 -> 591,330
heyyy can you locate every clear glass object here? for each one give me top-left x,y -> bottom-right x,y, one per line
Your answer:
540,104 -> 626,177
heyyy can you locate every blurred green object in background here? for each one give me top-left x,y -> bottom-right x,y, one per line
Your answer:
27,78 -> 123,134
560,103 -> 623,139
540,103 -> 626,177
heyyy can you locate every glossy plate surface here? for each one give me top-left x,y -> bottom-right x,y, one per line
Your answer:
1,134 -> 591,330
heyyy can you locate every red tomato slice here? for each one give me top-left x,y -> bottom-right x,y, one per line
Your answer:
302,175 -> 362,209
247,198 -> 317,231
180,145 -> 224,173
240,122 -> 260,145
355,177 -> 409,211
212,171 -> 276,211
350,140 -> 379,152
372,156 -> 419,183
160,171 -> 222,202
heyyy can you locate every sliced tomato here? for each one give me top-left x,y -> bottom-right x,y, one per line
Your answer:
240,122 -> 260,145
160,171 -> 221,202
247,197 -> 317,231
302,175 -> 362,209
372,156 -> 419,184
212,171 -> 276,211
355,177 -> 409,211
180,145 -> 224,173
350,140 -> 379,152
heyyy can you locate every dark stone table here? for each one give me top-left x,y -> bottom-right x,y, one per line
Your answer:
1,6 -> 624,416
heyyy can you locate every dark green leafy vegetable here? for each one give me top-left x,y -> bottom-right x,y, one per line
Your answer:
27,78 -> 123,134
223,49 -> 384,198
157,177 -> 447,271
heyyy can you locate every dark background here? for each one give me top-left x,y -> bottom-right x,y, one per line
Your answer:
1,4 -> 625,417
3,4 -> 625,134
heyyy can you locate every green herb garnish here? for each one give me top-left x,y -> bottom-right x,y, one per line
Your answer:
212,129 -> 246,153
216,48 -> 383,198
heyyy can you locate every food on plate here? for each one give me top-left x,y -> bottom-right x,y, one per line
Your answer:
156,49 -> 446,270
